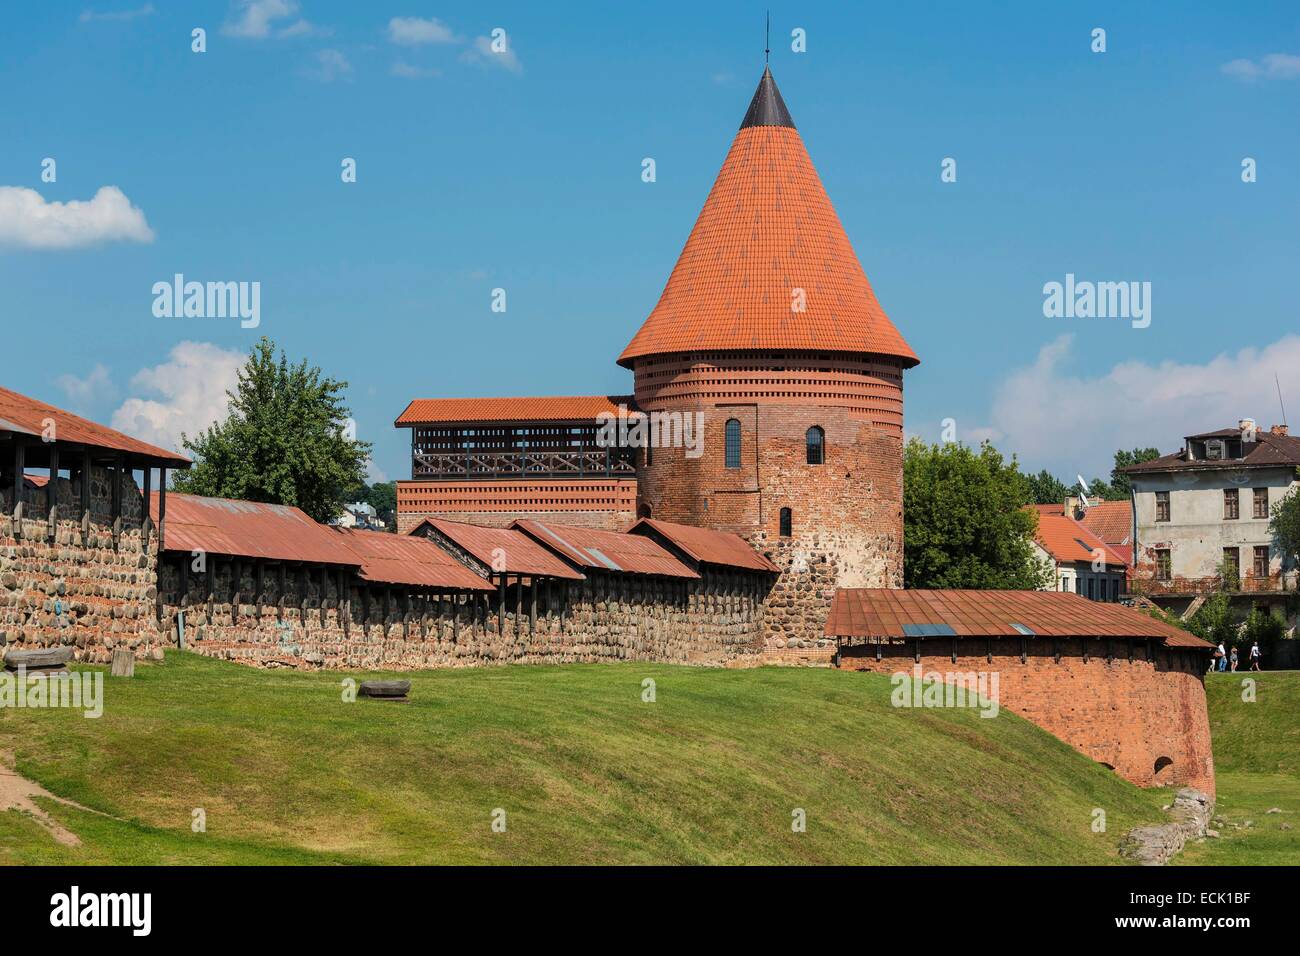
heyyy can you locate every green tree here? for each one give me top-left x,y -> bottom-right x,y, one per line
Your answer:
1026,469 -> 1070,506
343,480 -> 398,530
172,338 -> 372,524
904,439 -> 1052,590
1270,486 -> 1300,580
1110,447 -> 1162,498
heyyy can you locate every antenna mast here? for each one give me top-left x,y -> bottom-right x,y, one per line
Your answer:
1277,372 -> 1289,427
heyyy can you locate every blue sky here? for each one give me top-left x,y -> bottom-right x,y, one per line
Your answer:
2,1 -> 1298,484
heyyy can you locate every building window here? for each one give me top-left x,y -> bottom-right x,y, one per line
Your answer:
1074,577 -> 1082,594
1155,490 -> 1170,522
1253,545 -> 1270,578
1253,487 -> 1269,519
1087,577 -> 1095,601
1223,547 -> 1240,584
806,426 -> 824,465
1155,549 -> 1172,581
724,418 -> 742,469
1060,575 -> 1068,592
779,507 -> 792,537
1224,488 -> 1239,520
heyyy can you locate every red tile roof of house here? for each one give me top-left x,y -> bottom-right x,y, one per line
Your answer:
0,385 -> 190,467
332,527 -> 493,591
23,473 -> 50,488
513,519 -> 699,579
824,588 -> 1210,649
618,68 -> 917,369
1079,499 -> 1133,548
627,517 -> 779,573
414,518 -> 585,580
1032,512 -> 1127,569
395,395 -> 636,426
150,493 -> 359,566
1029,503 -> 1065,515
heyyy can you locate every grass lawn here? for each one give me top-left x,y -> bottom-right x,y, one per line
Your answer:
1174,670 -> 1300,865
0,652 -> 1172,865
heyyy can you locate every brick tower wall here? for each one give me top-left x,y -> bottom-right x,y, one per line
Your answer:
633,351 -> 906,658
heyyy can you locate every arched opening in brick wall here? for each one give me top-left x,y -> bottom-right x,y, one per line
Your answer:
1153,756 -> 1174,782
779,507 -> 792,537
806,426 -> 824,465
724,419 -> 742,469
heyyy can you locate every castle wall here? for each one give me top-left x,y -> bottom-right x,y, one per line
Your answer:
0,470 -> 164,663
838,637 -> 1215,795
157,558 -> 766,670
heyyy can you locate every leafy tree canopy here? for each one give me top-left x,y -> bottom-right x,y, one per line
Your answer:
1270,486 -> 1300,573
904,439 -> 1051,590
172,337 -> 372,524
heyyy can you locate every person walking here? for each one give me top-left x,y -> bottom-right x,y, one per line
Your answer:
1210,641 -> 1225,674
1230,646 -> 1239,672
1249,640 -> 1262,672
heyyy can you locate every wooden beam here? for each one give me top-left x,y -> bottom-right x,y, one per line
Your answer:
80,449 -> 91,520
157,469 -> 168,551
12,441 -> 24,517
141,465 -> 152,537
46,443 -> 59,537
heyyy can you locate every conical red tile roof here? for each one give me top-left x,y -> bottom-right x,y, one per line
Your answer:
619,68 -> 917,369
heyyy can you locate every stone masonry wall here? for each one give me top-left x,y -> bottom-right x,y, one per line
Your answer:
157,559 -> 766,670
0,470 -> 163,663
839,637 -> 1215,795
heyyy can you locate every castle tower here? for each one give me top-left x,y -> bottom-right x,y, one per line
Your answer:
619,67 -> 919,647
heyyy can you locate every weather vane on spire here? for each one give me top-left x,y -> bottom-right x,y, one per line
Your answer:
765,11 -> 770,64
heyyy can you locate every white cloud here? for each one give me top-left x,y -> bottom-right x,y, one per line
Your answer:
222,0 -> 318,39
79,4 -> 155,22
304,48 -> 351,82
973,333 -> 1300,477
390,60 -> 441,79
111,342 -> 245,452
55,363 -> 116,409
387,16 -> 457,46
461,34 -> 522,73
365,458 -> 388,483
1221,53 -> 1300,81
0,186 -> 154,250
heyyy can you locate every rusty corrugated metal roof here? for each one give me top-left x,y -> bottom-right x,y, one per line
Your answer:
395,395 -> 637,426
150,493 -> 359,566
0,385 -> 190,467
415,519 -> 585,580
627,517 -> 779,573
333,527 -> 493,591
513,519 -> 699,579
824,589 -> 1211,649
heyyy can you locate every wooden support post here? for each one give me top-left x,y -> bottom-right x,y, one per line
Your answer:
179,553 -> 190,609
80,450 -> 91,521
277,563 -> 287,622
914,638 -> 921,664
141,465 -> 151,532
46,444 -> 59,536
530,577 -> 537,634
157,469 -> 167,551
515,577 -> 523,635
497,575 -> 506,631
255,561 -> 265,608
232,559 -> 242,623
110,452 -> 123,525
12,441 -> 24,517
207,556 -> 216,620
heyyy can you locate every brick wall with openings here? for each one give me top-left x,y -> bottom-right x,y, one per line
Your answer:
157,558 -> 768,670
1,469 -> 163,662
396,479 -> 636,535
838,637 -> 1215,795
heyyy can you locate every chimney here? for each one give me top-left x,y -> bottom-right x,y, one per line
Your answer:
1272,424 -> 1290,437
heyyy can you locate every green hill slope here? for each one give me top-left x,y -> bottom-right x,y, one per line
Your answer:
0,652 -> 1168,865
1175,670 -> 1300,865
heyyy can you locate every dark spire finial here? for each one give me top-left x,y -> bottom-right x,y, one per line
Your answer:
740,64 -> 795,129
765,11 -> 770,64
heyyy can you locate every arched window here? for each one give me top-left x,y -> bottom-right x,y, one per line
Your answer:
779,507 -> 792,537
806,426 -> 824,465
724,418 -> 742,469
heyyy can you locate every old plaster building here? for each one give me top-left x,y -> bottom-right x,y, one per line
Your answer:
1123,419 -> 1298,628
